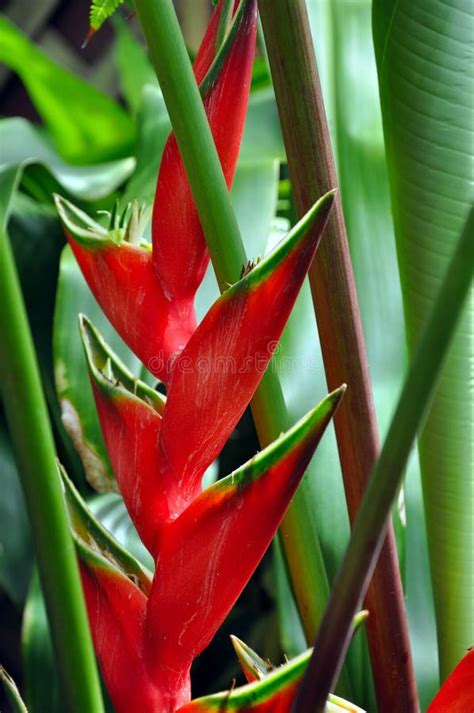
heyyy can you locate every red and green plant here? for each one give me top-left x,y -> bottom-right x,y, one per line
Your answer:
0,1 -> 472,712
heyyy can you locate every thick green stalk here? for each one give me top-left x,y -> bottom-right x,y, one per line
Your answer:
0,169 -> 104,713
134,0 -> 332,638
134,0 -> 246,288
258,1 -> 417,710
294,205 -> 474,713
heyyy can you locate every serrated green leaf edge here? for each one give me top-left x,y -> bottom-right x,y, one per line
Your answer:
59,464 -> 152,595
79,314 -> 165,414
90,0 -> 124,32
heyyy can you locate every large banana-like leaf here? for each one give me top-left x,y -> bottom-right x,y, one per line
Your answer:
373,0 -> 474,679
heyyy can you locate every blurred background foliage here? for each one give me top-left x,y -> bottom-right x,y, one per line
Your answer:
2,0 -> 470,710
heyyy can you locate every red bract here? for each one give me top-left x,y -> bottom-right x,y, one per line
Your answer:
79,561 -> 163,713
80,315 -> 166,552
145,387 -> 344,677
81,192 -> 334,550
158,191 -> 335,520
66,162 -> 338,712
427,649 -> 474,713
152,0 -> 257,300
57,3 -> 344,711
65,364 -> 342,710
55,0 -> 257,383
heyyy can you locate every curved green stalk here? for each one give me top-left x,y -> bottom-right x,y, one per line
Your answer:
0,166 -> 104,713
294,205 -> 474,713
134,0 -> 333,646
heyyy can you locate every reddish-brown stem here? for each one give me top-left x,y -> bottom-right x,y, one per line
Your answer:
258,1 -> 419,711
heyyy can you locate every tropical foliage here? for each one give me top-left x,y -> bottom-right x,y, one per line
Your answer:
0,1 -> 472,712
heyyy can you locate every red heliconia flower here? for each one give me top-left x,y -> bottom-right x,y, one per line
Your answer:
64,112 -> 338,710
63,377 -> 343,711
80,192 -> 335,553
55,3 -> 356,712
56,0 -> 258,384
427,649 -> 474,713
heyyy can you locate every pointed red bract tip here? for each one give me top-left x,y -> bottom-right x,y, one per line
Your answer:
151,0 -> 258,302
157,193 -> 334,517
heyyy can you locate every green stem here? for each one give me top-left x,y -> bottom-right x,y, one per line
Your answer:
134,0 -> 333,643
134,0 -> 245,290
294,205 -> 474,713
0,168 -> 104,713
258,1 -> 417,710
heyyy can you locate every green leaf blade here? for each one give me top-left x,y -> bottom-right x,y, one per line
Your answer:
373,0 -> 474,678
0,18 -> 134,164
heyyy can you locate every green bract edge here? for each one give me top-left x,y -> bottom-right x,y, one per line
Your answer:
54,193 -> 109,246
187,647 -> 363,709
60,464 -> 153,595
54,194 -> 152,251
222,190 -> 335,298
1,667 -> 29,713
79,315 -> 165,414
200,0 -> 254,98
231,634 -> 272,680
209,386 -> 345,495
192,648 -> 309,707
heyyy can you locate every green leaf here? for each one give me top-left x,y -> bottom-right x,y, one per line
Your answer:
0,118 -> 134,202
88,493 -> 154,571
113,16 -> 158,112
239,88 -> 286,163
0,17 -> 134,164
90,0 -> 125,32
60,465 -> 153,595
373,0 -> 474,679
53,245 -> 146,492
0,426 -> 33,606
22,572 -> 61,713
1,666 -> 29,713
120,86 -> 170,207
272,535 -> 307,659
